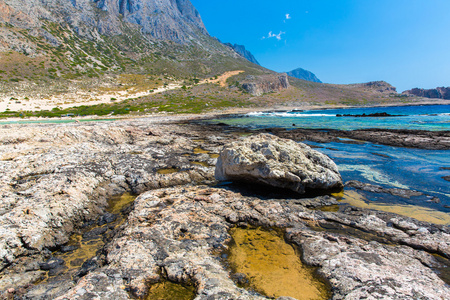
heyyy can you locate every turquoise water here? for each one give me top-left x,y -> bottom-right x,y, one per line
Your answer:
210,104 -> 450,213
215,104 -> 450,131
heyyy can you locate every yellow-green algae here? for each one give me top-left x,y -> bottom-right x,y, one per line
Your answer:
191,161 -> 210,167
228,227 -> 330,300
193,147 -> 210,154
145,280 -> 196,300
48,193 -> 136,279
333,190 -> 450,225
157,168 -> 180,175
108,192 -> 136,214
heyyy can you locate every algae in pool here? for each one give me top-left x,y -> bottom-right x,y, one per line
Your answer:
157,168 -> 180,175
228,227 -> 330,300
191,161 -> 210,167
337,190 -> 450,225
48,193 -> 136,279
193,147 -> 209,154
209,153 -> 220,159
145,280 -> 196,300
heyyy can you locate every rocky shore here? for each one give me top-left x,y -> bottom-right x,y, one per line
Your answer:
0,117 -> 449,299
259,127 -> 450,150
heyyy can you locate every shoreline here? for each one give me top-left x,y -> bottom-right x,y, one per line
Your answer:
0,98 -> 448,124
0,113 -> 449,299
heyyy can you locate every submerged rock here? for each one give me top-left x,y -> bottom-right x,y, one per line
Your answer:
215,133 -> 343,194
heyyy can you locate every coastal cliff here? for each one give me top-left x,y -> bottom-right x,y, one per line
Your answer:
403,87 -> 450,100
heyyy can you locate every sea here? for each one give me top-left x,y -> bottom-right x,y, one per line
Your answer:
210,104 -> 450,224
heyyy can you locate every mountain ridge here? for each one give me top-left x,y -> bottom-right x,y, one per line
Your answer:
402,87 -> 450,100
224,43 -> 260,65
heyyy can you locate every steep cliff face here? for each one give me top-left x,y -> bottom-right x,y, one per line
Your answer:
287,68 -> 321,83
402,87 -> 450,100
224,43 -> 260,65
0,0 -> 207,44
241,73 -> 290,96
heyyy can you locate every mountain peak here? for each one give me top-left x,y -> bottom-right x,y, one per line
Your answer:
286,68 -> 322,83
1,0 -> 208,44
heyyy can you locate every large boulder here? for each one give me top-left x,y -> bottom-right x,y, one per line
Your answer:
215,134 -> 343,194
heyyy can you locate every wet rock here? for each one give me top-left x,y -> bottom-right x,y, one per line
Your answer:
55,186 -> 449,299
443,176 -> 450,182
82,226 -> 108,239
271,128 -> 450,150
60,244 -> 79,253
97,212 -> 117,226
39,257 -> 65,271
215,133 -> 343,194
346,180 -> 424,198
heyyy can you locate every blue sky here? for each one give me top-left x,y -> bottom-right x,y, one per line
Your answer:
190,0 -> 450,92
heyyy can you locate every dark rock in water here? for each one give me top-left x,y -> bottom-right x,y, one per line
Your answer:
443,176 -> 450,182
231,272 -> 249,286
60,245 -> 79,253
270,128 -> 450,150
287,67 -> 322,83
215,133 -> 343,194
39,257 -> 65,271
82,226 -> 108,239
346,180 -> 424,199
336,112 -> 404,117
76,256 -> 103,278
98,212 -> 117,226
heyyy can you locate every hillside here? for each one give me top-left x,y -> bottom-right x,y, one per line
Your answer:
0,0 -> 433,117
0,0 -> 270,105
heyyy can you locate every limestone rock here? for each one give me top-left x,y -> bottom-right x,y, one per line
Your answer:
215,133 -> 343,194
241,73 -> 290,96
403,86 -> 450,100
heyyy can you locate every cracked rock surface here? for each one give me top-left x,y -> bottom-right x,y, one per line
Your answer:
0,117 -> 448,299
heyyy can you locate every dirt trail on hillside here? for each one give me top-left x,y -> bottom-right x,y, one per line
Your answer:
201,70 -> 244,87
0,70 -> 245,112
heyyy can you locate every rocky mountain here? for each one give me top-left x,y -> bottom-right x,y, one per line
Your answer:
224,43 -> 260,65
402,87 -> 450,100
0,0 -> 271,103
287,67 -> 322,83
0,0 -> 207,45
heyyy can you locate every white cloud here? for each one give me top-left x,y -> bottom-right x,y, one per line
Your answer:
285,13 -> 291,20
263,31 -> 285,41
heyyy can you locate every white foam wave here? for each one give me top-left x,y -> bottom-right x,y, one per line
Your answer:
246,112 -> 335,117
